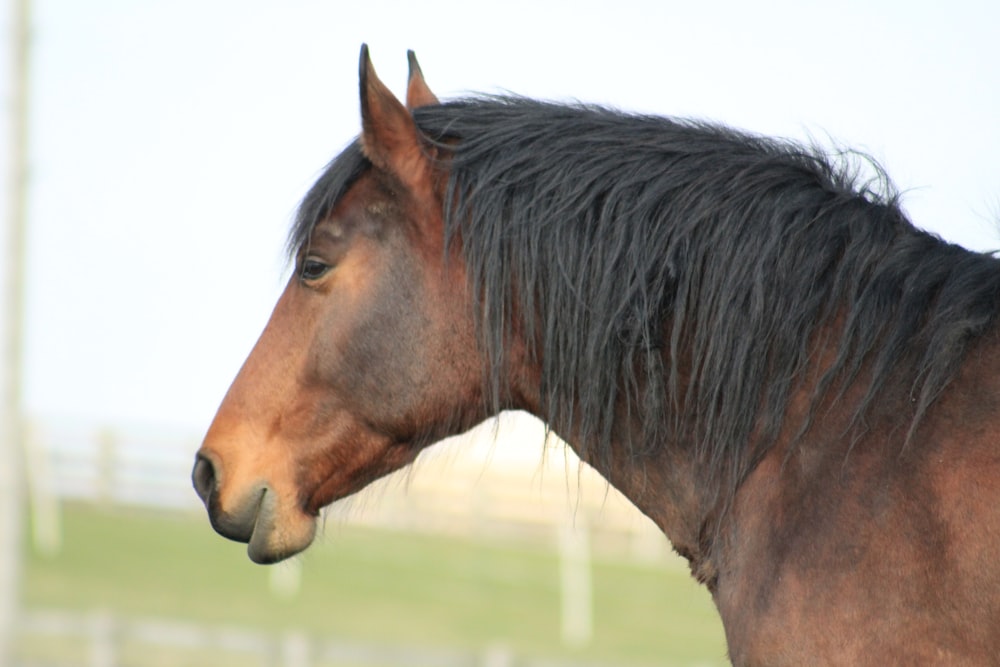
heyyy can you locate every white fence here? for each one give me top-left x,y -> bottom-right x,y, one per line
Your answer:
15,415 -> 685,667
17,608 -> 635,667
24,414 -> 673,561
25,419 -> 201,512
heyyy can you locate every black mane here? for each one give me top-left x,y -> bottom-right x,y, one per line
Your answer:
293,96 -> 1000,495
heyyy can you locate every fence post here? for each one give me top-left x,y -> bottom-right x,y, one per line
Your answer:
96,428 -> 117,507
481,642 -> 513,667
558,511 -> 593,647
0,0 -> 31,661
24,420 -> 62,556
280,630 -> 310,667
88,609 -> 116,667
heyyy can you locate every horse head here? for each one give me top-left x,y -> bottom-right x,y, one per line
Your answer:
193,47 -> 487,563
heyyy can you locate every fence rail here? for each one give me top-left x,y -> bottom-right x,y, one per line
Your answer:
16,608 -> 629,667
16,417 -> 686,666
24,414 -> 673,561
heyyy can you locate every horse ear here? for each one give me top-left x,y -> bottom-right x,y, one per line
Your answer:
406,50 -> 439,109
358,44 -> 430,184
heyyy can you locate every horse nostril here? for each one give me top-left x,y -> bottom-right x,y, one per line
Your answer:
192,454 -> 217,505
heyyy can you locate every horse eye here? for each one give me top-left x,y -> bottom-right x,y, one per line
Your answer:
300,258 -> 330,281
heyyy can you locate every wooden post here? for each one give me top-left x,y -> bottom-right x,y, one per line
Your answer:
96,428 -> 118,507
558,511 -> 593,647
88,609 -> 116,667
280,630 -> 310,667
480,642 -> 513,667
0,0 -> 32,662
24,420 -> 62,556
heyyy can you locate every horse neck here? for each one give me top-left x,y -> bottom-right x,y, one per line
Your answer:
574,425 -> 720,586
504,355 -> 721,584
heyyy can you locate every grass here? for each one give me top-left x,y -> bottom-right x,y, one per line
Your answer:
17,502 -> 728,666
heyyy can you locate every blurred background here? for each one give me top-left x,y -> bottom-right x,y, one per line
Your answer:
1,1 -> 998,665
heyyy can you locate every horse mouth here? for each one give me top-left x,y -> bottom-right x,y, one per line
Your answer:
244,488 -> 317,564
192,455 -> 317,564
224,487 -> 317,565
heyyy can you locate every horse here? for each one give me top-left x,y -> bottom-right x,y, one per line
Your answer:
193,45 -> 1000,664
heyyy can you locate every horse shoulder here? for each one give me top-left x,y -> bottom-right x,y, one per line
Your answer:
715,333 -> 1000,664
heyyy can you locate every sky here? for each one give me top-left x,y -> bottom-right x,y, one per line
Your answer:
1,0 -> 998,435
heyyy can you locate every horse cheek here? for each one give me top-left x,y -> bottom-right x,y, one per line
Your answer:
315,278 -> 430,435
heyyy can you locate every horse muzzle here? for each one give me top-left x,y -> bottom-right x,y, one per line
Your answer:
191,452 -> 316,564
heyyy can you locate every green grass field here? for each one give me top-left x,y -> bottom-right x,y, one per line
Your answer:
17,503 -> 728,666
